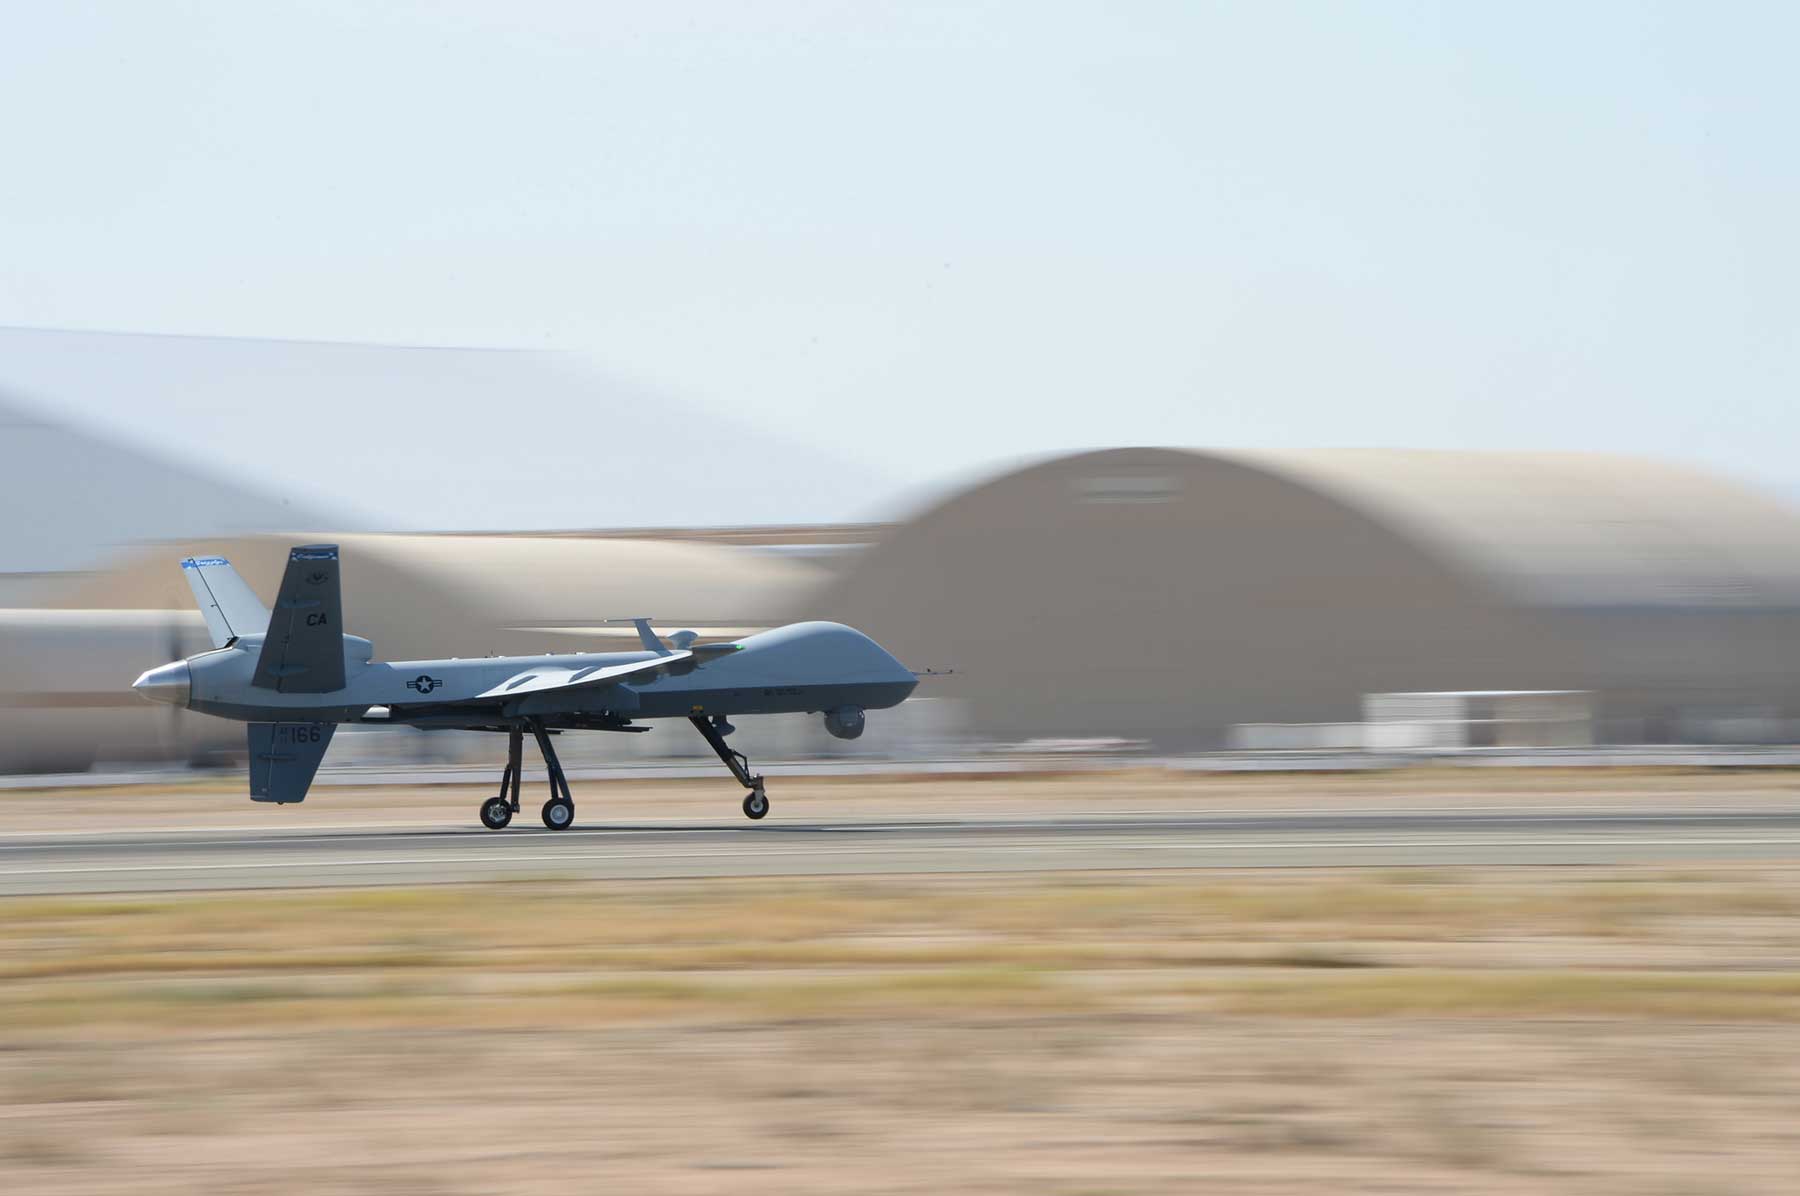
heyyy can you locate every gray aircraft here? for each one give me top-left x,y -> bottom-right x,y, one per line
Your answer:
131,545 -> 922,829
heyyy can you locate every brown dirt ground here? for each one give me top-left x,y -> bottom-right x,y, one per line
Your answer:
3,859 -> 1800,1193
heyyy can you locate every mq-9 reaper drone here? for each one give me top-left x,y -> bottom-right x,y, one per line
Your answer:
132,545 -> 923,829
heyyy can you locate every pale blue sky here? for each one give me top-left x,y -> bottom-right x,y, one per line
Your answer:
2,2 -> 1795,519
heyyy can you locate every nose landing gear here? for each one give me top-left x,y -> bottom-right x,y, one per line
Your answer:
691,715 -> 771,820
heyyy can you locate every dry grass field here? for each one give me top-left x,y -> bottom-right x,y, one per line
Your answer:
4,861 -> 1800,1192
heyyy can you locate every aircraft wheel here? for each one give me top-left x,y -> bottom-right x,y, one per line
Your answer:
480,797 -> 513,830
541,798 -> 575,831
742,788 -> 769,820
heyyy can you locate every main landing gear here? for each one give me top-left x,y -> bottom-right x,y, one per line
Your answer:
690,715 -> 770,820
477,719 -> 575,831
476,715 -> 771,828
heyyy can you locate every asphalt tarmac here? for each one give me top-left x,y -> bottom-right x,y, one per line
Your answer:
4,805 -> 1800,894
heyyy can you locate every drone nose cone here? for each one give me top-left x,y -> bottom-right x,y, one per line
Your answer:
132,661 -> 191,707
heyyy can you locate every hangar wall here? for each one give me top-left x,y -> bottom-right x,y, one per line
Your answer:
801,448 -> 1800,749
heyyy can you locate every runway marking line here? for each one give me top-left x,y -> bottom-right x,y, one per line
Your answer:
0,802 -> 1794,843
2,809 -> 1799,854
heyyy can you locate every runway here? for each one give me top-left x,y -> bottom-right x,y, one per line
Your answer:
4,805 -> 1800,894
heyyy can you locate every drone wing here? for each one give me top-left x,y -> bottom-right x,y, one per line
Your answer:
464,650 -> 697,703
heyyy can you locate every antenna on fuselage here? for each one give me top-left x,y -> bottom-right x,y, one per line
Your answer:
605,617 -> 671,656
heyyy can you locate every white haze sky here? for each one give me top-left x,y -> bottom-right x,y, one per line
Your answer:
2,2 -> 1797,521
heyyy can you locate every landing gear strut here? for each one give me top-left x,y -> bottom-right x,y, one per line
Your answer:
478,726 -> 525,829
530,719 -> 576,830
477,716 -> 759,829
689,715 -> 769,820
477,720 -> 575,830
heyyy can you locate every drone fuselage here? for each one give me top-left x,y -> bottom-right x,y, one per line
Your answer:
140,620 -> 918,728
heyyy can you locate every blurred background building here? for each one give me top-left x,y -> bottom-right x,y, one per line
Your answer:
8,334 -> 1800,773
808,447 -> 1800,750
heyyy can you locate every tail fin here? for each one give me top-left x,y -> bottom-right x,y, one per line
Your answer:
247,722 -> 335,803
181,556 -> 272,648
252,544 -> 347,693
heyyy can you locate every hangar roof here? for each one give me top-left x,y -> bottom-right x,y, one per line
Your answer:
0,326 -> 887,536
0,395 -> 342,577
1065,448 -> 1800,609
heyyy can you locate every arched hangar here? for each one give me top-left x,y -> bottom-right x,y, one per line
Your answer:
806,448 -> 1800,748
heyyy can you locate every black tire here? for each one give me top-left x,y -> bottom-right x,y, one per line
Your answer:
742,789 -> 769,820
480,797 -> 513,830
541,798 -> 575,831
